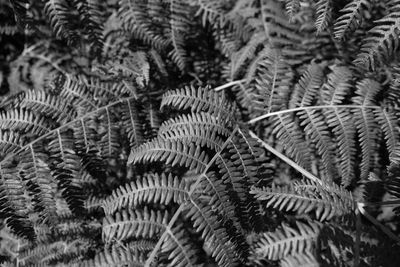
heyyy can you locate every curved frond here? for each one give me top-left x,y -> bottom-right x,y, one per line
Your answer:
315,0 -> 331,34
334,0 -> 370,40
102,173 -> 190,215
160,85 -> 235,121
355,7 -> 400,69
44,0 -> 79,45
128,138 -> 209,172
102,207 -> 168,243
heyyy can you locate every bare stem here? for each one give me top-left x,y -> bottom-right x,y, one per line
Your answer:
214,79 -> 246,92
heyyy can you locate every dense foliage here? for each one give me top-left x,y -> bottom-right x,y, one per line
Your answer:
1,0 -> 400,266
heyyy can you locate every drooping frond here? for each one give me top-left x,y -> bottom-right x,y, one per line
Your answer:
48,129 -> 85,215
315,0 -> 331,34
44,0 -> 79,45
334,0 -> 370,40
72,0 -> 104,54
168,0 -> 191,71
355,3 -> 400,69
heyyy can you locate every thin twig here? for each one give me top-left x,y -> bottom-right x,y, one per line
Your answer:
248,130 -> 322,185
214,79 -> 246,92
357,203 -> 400,245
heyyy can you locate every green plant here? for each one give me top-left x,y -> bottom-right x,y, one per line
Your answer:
1,0 -> 400,266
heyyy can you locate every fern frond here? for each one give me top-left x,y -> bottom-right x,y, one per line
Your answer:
19,145 -> 58,221
289,62 -> 325,108
159,112 -> 229,151
18,89 -> 76,124
0,130 -> 23,159
161,85 -> 235,121
251,179 -> 355,221
194,0 -> 229,27
299,109 -> 337,181
285,0 -> 301,21
102,173 -> 189,215
0,109 -> 51,135
324,108 -> 356,186
44,0 -> 79,45
254,222 -> 320,261
168,0 -> 191,71
321,65 -> 352,105
159,112 -> 231,137
183,198 -> 239,267
355,6 -> 400,69
99,107 -> 120,158
102,207 -> 168,243
121,98 -> 144,148
334,0 -> 370,40
272,113 -> 311,170
374,108 -> 398,159
254,49 -> 293,113
280,251 -> 319,267
229,32 -> 267,79
79,245 -> 146,267
198,171 -> 241,232
352,79 -> 381,180
315,0 -> 331,34
162,226 -> 202,267
128,138 -> 209,172
48,129 -> 84,215
0,162 -> 35,240
73,0 -> 104,55
118,0 -> 169,50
